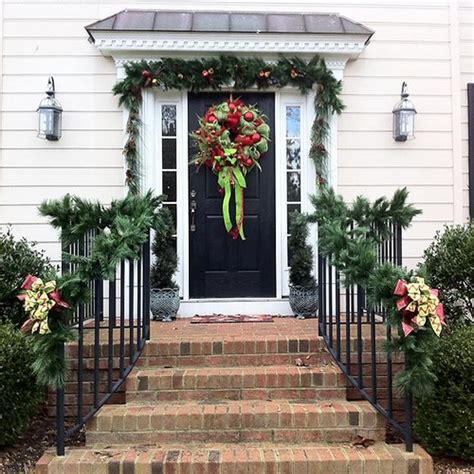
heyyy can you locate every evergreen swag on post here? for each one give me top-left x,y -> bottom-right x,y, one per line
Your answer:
113,55 -> 344,194
25,192 -> 165,388
309,187 -> 446,400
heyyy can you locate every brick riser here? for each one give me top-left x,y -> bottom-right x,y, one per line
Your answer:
86,400 -> 385,446
126,366 -> 347,403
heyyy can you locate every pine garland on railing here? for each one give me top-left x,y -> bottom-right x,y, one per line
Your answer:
309,187 -> 446,399
18,192 -> 164,388
113,55 -> 344,193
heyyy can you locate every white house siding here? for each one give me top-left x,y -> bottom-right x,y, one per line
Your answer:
0,0 -> 470,271
458,0 -> 474,222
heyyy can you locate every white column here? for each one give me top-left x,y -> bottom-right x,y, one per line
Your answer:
325,60 -> 347,192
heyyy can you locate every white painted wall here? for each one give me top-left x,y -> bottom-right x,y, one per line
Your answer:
0,0 -> 471,272
458,0 -> 474,221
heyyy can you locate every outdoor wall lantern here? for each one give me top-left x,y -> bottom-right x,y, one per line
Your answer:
37,76 -> 62,141
392,81 -> 416,142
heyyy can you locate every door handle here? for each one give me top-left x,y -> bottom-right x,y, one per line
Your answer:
190,194 -> 197,232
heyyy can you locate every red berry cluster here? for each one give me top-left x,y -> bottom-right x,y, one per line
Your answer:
192,99 -> 270,175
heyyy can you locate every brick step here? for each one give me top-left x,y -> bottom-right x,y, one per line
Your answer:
37,443 -> 433,473
86,400 -> 385,446
137,352 -> 333,368
142,335 -> 323,357
126,365 -> 347,403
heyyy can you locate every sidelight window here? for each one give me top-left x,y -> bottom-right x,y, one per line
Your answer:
285,105 -> 302,263
160,104 -> 178,248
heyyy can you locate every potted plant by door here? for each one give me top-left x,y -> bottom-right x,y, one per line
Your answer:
150,207 -> 180,322
288,212 -> 318,319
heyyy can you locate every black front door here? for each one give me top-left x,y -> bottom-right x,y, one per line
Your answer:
188,92 -> 276,298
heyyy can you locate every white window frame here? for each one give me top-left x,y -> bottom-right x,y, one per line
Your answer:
277,91 -> 319,296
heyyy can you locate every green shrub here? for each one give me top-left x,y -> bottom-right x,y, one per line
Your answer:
0,229 -> 53,328
150,207 -> 178,289
423,223 -> 473,325
288,212 -> 316,289
415,326 -> 474,459
0,324 -> 43,445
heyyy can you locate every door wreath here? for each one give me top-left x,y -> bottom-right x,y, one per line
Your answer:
191,99 -> 270,240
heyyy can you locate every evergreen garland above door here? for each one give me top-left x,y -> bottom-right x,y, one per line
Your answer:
112,55 -> 344,194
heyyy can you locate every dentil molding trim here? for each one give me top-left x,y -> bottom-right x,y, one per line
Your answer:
92,31 -> 368,61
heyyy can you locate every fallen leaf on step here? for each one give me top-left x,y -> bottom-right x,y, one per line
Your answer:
295,358 -> 308,367
351,435 -> 375,448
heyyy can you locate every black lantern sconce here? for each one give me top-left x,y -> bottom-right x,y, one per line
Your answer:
392,82 -> 416,142
37,76 -> 62,141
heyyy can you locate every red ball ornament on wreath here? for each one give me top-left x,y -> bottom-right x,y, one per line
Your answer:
191,99 -> 271,240
244,111 -> 254,122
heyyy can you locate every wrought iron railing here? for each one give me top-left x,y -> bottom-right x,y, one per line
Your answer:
56,229 -> 151,455
317,223 -> 413,451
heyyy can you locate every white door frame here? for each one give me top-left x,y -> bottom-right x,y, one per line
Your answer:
122,59 -> 346,316
140,87 -> 330,315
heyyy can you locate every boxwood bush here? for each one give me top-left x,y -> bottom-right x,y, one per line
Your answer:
0,324 -> 43,445
423,222 -> 473,325
0,229 -> 53,328
415,326 -> 474,459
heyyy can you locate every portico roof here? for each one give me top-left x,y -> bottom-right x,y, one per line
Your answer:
86,10 -> 373,41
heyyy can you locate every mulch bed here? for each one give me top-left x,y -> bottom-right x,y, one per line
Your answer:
432,457 -> 474,473
0,402 -> 84,474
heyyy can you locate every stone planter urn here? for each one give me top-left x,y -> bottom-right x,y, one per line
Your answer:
150,288 -> 180,322
289,284 -> 319,319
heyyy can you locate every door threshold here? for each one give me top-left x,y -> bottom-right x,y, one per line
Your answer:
178,298 -> 291,317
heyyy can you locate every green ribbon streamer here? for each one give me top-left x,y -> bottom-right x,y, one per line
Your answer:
235,181 -> 245,240
217,166 -> 247,239
218,169 -> 233,233
233,166 -> 247,240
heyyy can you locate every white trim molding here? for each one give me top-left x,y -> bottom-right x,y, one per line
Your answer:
93,31 -> 368,61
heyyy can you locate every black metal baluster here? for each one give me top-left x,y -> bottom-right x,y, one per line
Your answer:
137,254 -> 142,351
395,223 -> 403,266
56,342 -> 65,456
405,391 -> 413,452
317,251 -> 323,336
77,301 -> 84,423
129,259 -> 134,363
389,221 -> 394,264
370,308 -> 377,403
387,324 -> 393,418
119,260 -> 125,378
143,236 -> 151,340
93,278 -> 102,408
335,270 -> 341,360
107,271 -> 116,393
345,285 -> 351,375
356,285 -> 363,388
319,256 -> 326,333
77,235 -> 85,425
328,263 -> 333,348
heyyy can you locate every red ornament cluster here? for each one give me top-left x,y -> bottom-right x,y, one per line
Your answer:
191,99 -> 270,240
192,99 -> 270,174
